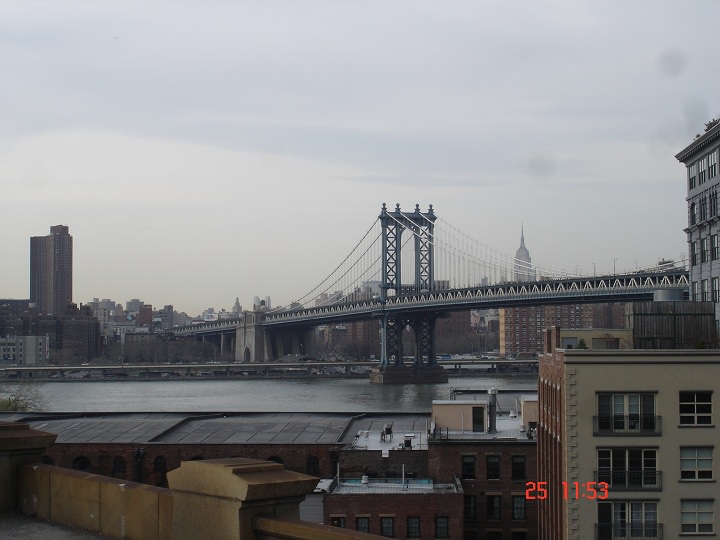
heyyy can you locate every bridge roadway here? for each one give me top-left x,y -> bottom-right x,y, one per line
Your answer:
0,358 -> 537,380
172,269 -> 689,336
264,270 -> 689,327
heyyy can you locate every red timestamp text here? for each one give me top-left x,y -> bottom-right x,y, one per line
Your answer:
525,481 -> 609,501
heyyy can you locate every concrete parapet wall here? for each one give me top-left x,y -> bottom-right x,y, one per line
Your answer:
18,463 -> 172,540
168,457 -> 319,540
0,421 -> 57,512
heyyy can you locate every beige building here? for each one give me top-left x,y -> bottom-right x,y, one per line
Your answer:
0,335 -> 50,365
539,327 -> 719,540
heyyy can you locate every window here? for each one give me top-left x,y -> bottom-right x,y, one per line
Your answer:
699,156 -> 708,184
691,241 -> 698,266
711,192 -> 719,218
689,162 -> 697,190
681,447 -> 713,480
693,281 -> 700,302
598,501 -> 658,539
380,516 -> 394,537
486,533 -> 502,540
330,516 -> 346,528
597,448 -> 659,489
680,391 -> 712,425
512,495 -> 527,520
487,455 -> 501,480
709,151 -> 718,178
512,455 -> 526,480
701,237 -> 710,262
702,279 -> 710,302
691,203 -> 698,226
714,277 -> 720,303
406,517 -> 420,538
435,516 -> 449,539
306,455 -> 320,476
462,455 -> 476,480
487,495 -> 502,520
512,533 -> 528,540
356,517 -> 370,533
597,393 -> 657,434
713,235 -> 720,261
701,196 -> 709,221
681,500 -> 714,533
464,495 -> 476,521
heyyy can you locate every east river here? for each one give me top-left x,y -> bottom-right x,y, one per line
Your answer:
36,374 -> 538,412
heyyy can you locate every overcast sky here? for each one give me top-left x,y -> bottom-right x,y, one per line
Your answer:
1,1 -> 718,316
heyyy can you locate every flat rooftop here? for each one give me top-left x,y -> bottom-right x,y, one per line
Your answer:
0,411 -> 428,447
331,477 -> 458,495
0,513 -> 110,539
0,389 -> 537,447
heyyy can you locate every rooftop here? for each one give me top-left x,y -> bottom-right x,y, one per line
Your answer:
330,477 -> 459,495
0,513 -> 110,539
0,389 -> 537,448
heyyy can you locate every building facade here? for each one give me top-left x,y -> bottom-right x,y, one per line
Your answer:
676,121 -> 720,321
539,327 -> 720,539
30,225 -> 73,316
0,335 -> 49,365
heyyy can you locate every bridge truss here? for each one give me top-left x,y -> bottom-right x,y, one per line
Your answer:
175,204 -> 689,369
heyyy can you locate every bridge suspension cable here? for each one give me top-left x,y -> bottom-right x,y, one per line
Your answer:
284,218 -> 386,310
282,207 -> 690,311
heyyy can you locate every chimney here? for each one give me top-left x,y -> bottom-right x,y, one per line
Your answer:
488,388 -> 498,433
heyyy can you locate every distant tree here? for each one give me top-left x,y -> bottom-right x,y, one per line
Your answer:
0,382 -> 46,411
577,338 -> 589,350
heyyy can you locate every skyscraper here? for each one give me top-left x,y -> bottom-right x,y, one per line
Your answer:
514,226 -> 534,282
30,225 -> 73,315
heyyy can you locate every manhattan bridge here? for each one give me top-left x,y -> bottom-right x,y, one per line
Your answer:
175,203 -> 688,377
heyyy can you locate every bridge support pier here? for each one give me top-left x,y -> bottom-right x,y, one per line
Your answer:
235,312 -> 268,363
373,312 -> 447,384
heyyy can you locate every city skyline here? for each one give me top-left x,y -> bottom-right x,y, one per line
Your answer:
2,1 -> 718,315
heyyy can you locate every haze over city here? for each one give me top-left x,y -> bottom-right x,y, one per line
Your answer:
2,1 -> 718,315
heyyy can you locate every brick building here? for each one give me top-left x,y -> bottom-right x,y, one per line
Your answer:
3,402 -> 539,538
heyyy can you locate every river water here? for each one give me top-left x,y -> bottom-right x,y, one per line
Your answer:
36,374 -> 537,413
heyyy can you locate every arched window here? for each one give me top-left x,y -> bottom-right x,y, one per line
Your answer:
153,455 -> 168,488
112,456 -> 127,478
306,455 -> 320,476
72,456 -> 91,472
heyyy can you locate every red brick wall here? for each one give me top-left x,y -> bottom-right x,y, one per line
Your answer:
42,443 -> 337,486
428,441 -> 538,539
325,492 -> 463,540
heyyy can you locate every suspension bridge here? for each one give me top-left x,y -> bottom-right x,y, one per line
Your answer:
173,204 -> 688,382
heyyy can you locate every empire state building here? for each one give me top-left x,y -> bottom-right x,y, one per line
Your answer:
514,227 -> 534,282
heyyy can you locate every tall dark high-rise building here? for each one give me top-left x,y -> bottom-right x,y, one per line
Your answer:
30,225 -> 73,315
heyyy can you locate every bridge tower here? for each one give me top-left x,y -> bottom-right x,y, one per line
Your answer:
374,204 -> 447,383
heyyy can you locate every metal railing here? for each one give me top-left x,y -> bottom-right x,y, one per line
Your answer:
593,416 -> 661,436
595,523 -> 663,540
594,470 -> 662,490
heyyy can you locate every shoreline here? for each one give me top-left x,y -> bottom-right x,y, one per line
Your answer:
2,367 -> 537,383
